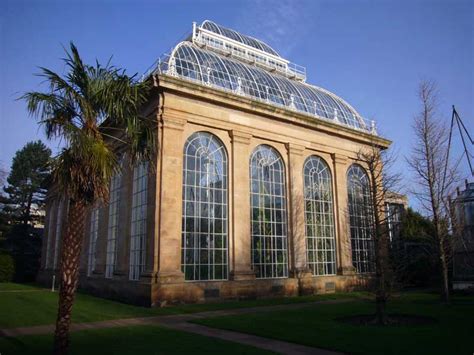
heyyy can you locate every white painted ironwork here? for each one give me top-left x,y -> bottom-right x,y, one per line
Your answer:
182,132 -> 228,281
151,45 -> 373,133
250,145 -> 288,279
194,20 -> 306,82
347,164 -> 375,273
129,162 -> 148,281
304,156 -> 336,276
141,21 -> 378,135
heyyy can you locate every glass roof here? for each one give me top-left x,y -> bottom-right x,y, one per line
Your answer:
201,20 -> 281,58
167,41 -> 366,130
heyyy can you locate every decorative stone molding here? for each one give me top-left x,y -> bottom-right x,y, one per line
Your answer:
231,130 -> 252,145
162,115 -> 187,131
286,142 -> 305,156
331,153 -> 348,166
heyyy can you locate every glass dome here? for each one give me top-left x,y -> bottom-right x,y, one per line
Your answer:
166,41 -> 366,130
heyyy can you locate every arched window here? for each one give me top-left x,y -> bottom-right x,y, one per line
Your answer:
347,164 -> 374,273
106,158 -> 123,279
250,145 -> 288,278
182,132 -> 228,281
129,161 -> 148,281
304,156 -> 336,275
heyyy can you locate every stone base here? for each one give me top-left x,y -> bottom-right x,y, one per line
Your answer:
37,268 -> 374,307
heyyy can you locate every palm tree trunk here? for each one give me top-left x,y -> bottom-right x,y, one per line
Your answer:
53,199 -> 86,355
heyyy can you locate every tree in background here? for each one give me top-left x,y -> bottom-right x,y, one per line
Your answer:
2,141 -> 51,281
394,207 -> 439,287
356,142 -> 400,325
0,163 -> 11,241
3,141 -> 51,226
407,80 -> 459,304
22,42 -> 154,355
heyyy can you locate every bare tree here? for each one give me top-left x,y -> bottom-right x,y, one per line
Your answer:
356,142 -> 400,324
407,80 -> 458,304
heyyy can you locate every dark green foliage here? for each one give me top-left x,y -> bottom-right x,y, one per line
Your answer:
392,208 -> 440,287
399,207 -> 436,241
3,224 -> 42,282
3,141 -> 51,226
0,253 -> 15,282
21,42 -> 155,204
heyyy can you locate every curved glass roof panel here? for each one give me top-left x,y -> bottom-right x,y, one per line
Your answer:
168,42 -> 366,130
201,20 -> 280,57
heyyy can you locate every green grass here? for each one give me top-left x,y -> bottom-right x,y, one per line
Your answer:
0,283 -> 43,291
0,325 -> 273,355
194,292 -> 474,355
0,283 -> 366,328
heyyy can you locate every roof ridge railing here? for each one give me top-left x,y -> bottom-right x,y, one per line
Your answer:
146,53 -> 377,135
193,23 -> 307,83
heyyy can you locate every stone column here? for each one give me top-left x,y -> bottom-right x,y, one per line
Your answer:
230,130 -> 255,280
287,144 -> 312,294
332,153 -> 355,275
287,143 -> 308,274
156,115 -> 186,283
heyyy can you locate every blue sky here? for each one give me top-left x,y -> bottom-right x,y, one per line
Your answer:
1,0 -> 472,209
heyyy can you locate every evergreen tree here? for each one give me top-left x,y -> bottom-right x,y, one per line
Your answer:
3,141 -> 51,226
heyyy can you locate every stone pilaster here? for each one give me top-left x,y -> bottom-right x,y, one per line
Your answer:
287,144 -> 313,294
332,153 -> 355,275
230,130 -> 255,280
156,115 -> 186,283
286,143 -> 308,273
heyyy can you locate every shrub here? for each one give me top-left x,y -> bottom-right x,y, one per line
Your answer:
0,253 -> 15,282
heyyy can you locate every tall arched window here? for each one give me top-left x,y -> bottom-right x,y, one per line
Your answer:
182,132 -> 228,281
250,145 -> 288,278
304,156 -> 336,275
347,164 -> 374,273
129,161 -> 148,281
106,158 -> 123,279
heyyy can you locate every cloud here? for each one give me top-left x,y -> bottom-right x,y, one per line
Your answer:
234,0 -> 317,58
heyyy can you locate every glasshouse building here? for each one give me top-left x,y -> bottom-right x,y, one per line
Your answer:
38,21 -> 391,306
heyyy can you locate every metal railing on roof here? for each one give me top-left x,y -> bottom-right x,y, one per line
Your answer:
142,53 -> 377,135
193,25 -> 307,82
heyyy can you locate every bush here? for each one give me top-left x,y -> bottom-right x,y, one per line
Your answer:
0,253 -> 15,282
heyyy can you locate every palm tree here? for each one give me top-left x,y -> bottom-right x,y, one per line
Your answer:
22,42 -> 155,354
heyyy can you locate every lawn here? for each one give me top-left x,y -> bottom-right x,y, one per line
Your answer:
0,325 -> 274,355
0,282 -> 366,328
194,292 -> 474,355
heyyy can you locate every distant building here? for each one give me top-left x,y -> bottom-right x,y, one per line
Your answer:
38,21 -> 391,306
385,192 -> 408,243
453,180 -> 474,290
